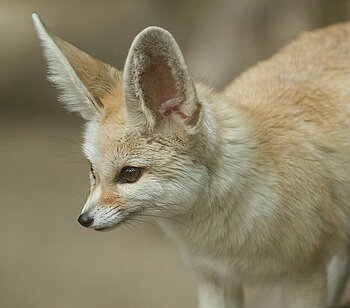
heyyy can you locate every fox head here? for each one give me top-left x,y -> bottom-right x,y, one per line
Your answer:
32,14 -> 218,231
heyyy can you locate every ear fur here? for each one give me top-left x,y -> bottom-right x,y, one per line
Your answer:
32,13 -> 120,120
123,26 -> 201,132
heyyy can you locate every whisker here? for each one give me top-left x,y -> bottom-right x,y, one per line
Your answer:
138,213 -> 186,226
59,137 -> 82,148
120,221 -> 133,232
124,220 -> 140,231
59,161 -> 89,164
62,138 -> 116,167
105,207 -> 119,215
129,217 -> 156,226
57,151 -> 85,157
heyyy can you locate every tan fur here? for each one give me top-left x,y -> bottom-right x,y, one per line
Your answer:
51,34 -> 121,107
225,23 -> 350,265
33,14 -> 350,308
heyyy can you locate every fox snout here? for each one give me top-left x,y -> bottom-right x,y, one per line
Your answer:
77,206 -> 125,231
77,212 -> 94,228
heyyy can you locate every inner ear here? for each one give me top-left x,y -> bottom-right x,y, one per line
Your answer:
140,56 -> 185,119
123,26 -> 201,130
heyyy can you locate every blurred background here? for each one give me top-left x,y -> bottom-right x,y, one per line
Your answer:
2,0 -> 350,307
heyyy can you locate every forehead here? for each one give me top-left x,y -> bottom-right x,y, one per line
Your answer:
83,120 -> 148,164
82,118 -> 188,174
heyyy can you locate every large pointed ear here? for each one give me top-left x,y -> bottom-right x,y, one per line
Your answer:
32,13 -> 120,120
123,26 -> 202,132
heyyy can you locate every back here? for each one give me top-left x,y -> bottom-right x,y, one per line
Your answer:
223,21 -> 350,255
225,21 -> 350,123
224,21 -> 350,172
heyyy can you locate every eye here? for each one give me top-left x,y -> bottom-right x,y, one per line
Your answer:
90,164 -> 96,180
118,166 -> 143,183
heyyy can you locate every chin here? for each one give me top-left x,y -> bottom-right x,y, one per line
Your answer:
94,226 -> 116,232
94,222 -> 121,232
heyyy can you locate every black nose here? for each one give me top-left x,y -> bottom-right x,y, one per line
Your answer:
78,212 -> 94,227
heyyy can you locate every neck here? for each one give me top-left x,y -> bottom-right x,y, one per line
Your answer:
157,92 -> 260,253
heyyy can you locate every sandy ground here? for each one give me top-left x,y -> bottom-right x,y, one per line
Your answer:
1,114 -> 350,308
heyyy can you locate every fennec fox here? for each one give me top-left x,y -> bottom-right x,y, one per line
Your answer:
32,13 -> 350,308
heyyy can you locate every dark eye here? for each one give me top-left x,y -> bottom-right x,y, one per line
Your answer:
90,164 -> 96,179
119,166 -> 143,183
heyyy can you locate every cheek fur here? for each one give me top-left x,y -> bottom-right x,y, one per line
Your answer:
120,163 -> 208,210
100,185 -> 124,208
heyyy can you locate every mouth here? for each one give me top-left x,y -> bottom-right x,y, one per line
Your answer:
94,226 -> 116,232
93,208 -> 143,232
94,221 -> 121,232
